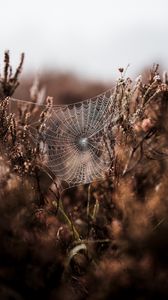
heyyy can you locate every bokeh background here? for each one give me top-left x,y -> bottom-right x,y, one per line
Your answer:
1,2 -> 168,300
0,0 -> 167,83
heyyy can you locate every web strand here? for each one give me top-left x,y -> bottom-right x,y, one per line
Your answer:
9,88 -> 115,189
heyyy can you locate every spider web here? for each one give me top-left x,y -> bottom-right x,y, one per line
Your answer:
9,88 -> 116,189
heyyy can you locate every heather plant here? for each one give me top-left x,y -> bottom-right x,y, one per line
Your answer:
0,51 -> 24,99
0,52 -> 168,299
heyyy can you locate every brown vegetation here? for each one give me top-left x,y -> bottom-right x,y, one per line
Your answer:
0,52 -> 168,299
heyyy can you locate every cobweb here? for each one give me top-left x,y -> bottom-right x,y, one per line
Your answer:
9,89 -> 116,189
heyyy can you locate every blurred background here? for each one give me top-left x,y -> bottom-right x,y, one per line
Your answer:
1,2 -> 168,299
0,0 -> 167,102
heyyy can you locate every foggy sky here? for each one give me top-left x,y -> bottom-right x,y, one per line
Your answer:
0,0 -> 167,80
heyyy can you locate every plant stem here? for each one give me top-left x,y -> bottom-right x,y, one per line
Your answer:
53,197 -> 81,241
